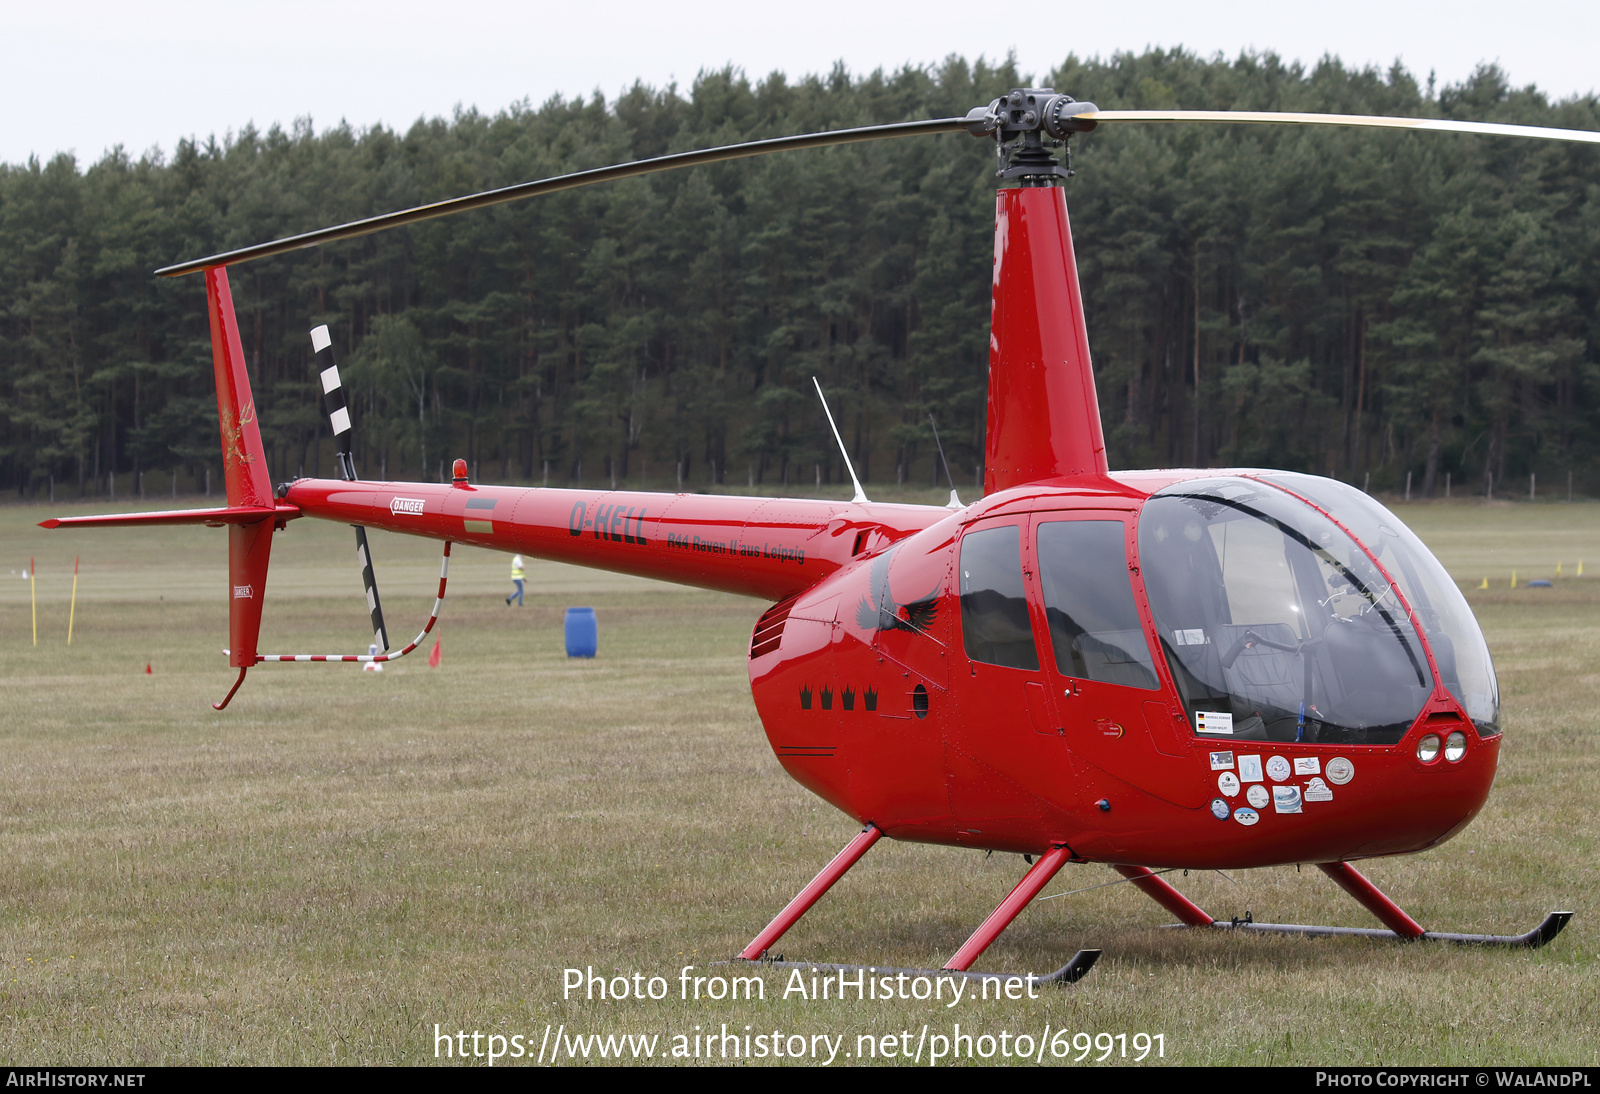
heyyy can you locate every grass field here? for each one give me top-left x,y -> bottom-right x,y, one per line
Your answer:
0,490 -> 1595,1066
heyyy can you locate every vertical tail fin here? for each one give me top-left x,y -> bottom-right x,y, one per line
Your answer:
206,268 -> 274,508
205,268 -> 276,673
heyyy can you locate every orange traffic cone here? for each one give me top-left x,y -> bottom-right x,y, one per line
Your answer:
145,663 -> 152,675
427,638 -> 441,668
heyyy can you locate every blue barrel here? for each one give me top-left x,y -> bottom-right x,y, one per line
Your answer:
564,607 -> 597,658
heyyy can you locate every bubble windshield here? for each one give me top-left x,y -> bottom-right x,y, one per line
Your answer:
1248,472 -> 1500,736
1138,477 -> 1434,745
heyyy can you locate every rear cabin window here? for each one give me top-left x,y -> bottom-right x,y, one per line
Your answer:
959,525 -> 1039,670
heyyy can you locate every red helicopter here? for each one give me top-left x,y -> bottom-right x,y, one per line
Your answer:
44,91 -> 1591,983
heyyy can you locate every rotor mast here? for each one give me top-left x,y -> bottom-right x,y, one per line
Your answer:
973,89 -> 1110,493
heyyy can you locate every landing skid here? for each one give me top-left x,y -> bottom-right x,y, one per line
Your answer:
1118,861 -> 1573,950
1186,910 -> 1573,949
729,949 -> 1101,986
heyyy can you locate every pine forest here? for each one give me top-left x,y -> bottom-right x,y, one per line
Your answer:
3,51 -> 1599,501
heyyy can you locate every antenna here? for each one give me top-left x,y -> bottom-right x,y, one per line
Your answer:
813,378 -> 868,504
928,413 -> 963,509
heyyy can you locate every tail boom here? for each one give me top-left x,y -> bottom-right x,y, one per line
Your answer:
282,478 -> 950,602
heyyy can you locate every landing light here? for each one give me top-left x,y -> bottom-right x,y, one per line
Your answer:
1445,731 -> 1468,762
1417,734 -> 1442,763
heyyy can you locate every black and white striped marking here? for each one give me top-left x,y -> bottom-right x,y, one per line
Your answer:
312,323 -> 389,650
355,526 -> 389,651
311,324 -> 356,482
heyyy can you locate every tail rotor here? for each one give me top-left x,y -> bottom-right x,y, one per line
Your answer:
311,324 -> 389,652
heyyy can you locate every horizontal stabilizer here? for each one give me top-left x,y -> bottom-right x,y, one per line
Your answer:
40,504 -> 300,530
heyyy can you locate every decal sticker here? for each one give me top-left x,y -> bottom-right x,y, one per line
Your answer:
799,685 -> 812,710
1294,757 -> 1321,776
841,686 -> 855,711
667,535 -> 799,560
1209,751 -> 1235,771
1273,785 -> 1303,814
1246,784 -> 1270,809
463,496 -> 498,534
1196,711 -> 1233,734
1265,756 -> 1292,782
1097,720 -> 1124,739
1211,798 -> 1230,820
1238,755 -> 1264,783
1175,629 -> 1206,646
1326,757 -> 1355,785
222,401 -> 258,471
1233,807 -> 1260,827
863,686 -> 879,712
1304,777 -> 1334,802
854,546 -> 939,635
233,585 -> 253,599
591,502 -> 650,545
390,497 -> 425,515
820,686 -> 834,711
1217,771 -> 1240,797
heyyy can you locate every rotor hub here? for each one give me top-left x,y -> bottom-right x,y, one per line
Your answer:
965,88 -> 1099,185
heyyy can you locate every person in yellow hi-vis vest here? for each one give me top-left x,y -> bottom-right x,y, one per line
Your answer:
506,554 -> 525,606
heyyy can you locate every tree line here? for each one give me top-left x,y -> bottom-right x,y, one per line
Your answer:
2,51 -> 1597,502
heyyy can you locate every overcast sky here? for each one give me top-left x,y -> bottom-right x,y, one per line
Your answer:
5,0 -> 1596,167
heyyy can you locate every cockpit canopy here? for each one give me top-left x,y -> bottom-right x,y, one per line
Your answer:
1138,474 -> 1500,745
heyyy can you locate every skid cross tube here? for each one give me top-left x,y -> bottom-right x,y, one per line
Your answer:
1113,865 -> 1215,926
740,824 -> 882,960
944,845 -> 1074,972
1317,861 -> 1425,938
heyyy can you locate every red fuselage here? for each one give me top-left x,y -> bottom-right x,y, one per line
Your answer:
282,465 -> 1499,871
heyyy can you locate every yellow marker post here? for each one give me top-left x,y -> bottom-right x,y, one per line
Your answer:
30,556 -> 37,647
1557,562 -> 1564,578
1581,561 -> 1586,577
1478,576 -> 1489,589
1510,570 -> 1518,589
68,556 -> 79,645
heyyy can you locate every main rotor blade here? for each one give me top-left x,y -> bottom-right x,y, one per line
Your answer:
155,117 -> 970,277
1080,110 -> 1600,145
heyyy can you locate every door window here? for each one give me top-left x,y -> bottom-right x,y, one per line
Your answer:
1035,520 -> 1159,690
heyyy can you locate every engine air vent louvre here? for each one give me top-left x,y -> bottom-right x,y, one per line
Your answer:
750,595 -> 798,659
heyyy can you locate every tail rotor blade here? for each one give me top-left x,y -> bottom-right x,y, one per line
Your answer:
355,525 -> 389,652
311,324 -> 357,482
312,324 -> 389,651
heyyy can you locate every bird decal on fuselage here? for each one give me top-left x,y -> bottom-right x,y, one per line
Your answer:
854,546 -> 940,636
